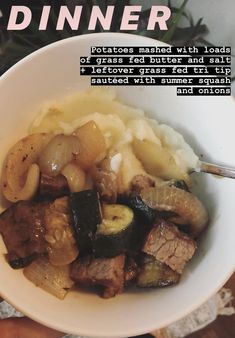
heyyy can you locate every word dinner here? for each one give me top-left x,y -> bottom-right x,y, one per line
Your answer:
6,5 -> 172,31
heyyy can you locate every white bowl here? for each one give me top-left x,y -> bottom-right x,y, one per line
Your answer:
0,33 -> 235,338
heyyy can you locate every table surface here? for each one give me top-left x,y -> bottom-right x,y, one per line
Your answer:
186,272 -> 235,338
133,273 -> 235,338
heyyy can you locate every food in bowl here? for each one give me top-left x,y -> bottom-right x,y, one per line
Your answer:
0,88 -> 208,299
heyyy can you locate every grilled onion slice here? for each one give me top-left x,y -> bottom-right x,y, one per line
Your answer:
2,133 -> 53,202
141,186 -> 208,237
38,134 -> 80,176
24,257 -> 74,299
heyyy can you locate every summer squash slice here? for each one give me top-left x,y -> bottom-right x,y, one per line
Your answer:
137,255 -> 180,288
126,195 -> 156,225
69,190 -> 102,253
93,204 -> 134,258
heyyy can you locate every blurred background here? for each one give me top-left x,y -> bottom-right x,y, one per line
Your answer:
0,0 -> 234,91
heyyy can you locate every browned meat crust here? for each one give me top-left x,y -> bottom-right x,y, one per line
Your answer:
124,256 -> 138,285
39,174 -> 69,198
0,201 -> 48,262
130,175 -> 155,195
70,254 -> 125,298
143,219 -> 197,273
90,158 -> 118,203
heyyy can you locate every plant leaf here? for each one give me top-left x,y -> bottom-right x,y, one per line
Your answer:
162,0 -> 189,43
112,0 -> 130,31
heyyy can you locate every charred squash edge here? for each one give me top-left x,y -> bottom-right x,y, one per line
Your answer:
93,204 -> 134,258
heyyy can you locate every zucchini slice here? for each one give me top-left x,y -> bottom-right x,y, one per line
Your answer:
69,190 -> 102,253
121,196 -> 156,252
137,255 -> 180,288
93,204 -> 134,258
128,195 -> 176,223
128,195 -> 156,225
121,195 -> 177,252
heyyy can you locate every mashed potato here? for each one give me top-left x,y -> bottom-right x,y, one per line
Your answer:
30,88 -> 199,187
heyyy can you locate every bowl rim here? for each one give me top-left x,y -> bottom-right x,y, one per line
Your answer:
0,32 -> 235,337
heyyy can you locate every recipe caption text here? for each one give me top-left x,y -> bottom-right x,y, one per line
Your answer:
80,46 -> 231,96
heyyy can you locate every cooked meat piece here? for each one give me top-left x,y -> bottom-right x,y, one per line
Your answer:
124,256 -> 138,285
70,254 -> 125,298
169,180 -> 190,192
142,219 -> 196,273
0,201 -> 48,266
137,254 -> 180,288
39,173 -> 69,198
90,158 -> 118,203
130,175 -> 155,195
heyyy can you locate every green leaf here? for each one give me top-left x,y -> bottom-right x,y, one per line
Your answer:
4,41 -> 33,53
92,0 -> 106,13
13,33 -> 39,49
170,6 -> 193,26
28,20 -> 54,44
169,24 -> 208,45
111,0 -> 129,31
197,38 -> 215,47
162,0 -> 189,43
187,17 -> 204,42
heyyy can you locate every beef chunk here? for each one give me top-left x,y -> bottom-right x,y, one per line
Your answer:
90,159 -> 118,203
71,254 -> 125,298
130,175 -> 155,195
124,256 -> 138,285
39,174 -> 69,199
143,219 -> 196,273
0,201 -> 48,266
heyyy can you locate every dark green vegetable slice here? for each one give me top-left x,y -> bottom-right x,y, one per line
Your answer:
169,180 -> 190,192
128,195 -> 156,225
69,190 -> 102,253
93,204 -> 134,258
123,196 -> 173,252
137,255 -> 180,288
124,195 -> 175,224
8,253 -> 37,269
118,195 -> 155,252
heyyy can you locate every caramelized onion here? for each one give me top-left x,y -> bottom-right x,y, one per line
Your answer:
62,162 -> 86,192
141,186 -> 209,237
132,139 -> 191,185
44,197 -> 79,266
38,134 -> 80,176
2,133 -> 53,202
74,121 -> 106,169
24,257 -> 74,300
